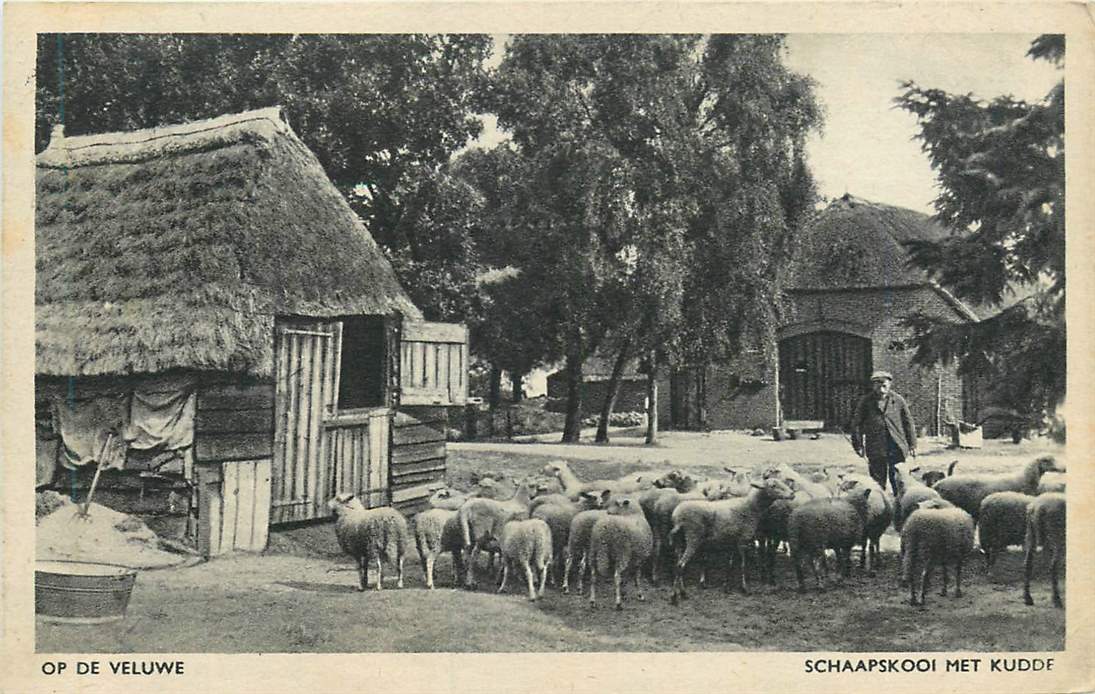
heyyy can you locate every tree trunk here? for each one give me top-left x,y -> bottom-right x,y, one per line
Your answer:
697,366 -> 708,431
595,336 -> 633,444
645,353 -> 659,445
510,370 -> 524,403
489,365 -> 502,410
562,337 -> 584,443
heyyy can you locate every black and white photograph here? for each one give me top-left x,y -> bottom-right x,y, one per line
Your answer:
3,3 -> 1093,692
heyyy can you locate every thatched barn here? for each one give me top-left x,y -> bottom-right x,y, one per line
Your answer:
670,194 -> 979,434
35,107 -> 467,556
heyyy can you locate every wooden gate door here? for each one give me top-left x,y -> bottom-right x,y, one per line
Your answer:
272,319 -> 339,524
778,331 -> 872,430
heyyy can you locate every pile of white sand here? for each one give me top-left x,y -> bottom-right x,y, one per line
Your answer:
36,494 -> 189,569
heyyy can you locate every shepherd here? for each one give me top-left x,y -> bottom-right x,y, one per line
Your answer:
851,370 -> 917,493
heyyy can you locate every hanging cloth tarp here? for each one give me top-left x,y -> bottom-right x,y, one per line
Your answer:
124,374 -> 196,451
51,393 -> 128,470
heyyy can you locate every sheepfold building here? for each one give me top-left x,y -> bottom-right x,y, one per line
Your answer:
35,107 -> 467,556
670,194 -> 979,435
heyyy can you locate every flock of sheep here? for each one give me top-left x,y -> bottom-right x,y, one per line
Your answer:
325,453 -> 1067,611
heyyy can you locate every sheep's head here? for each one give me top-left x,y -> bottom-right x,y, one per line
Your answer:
893,463 -> 914,495
841,481 -> 872,505
916,498 -> 953,511
751,477 -> 795,501
327,493 -> 364,517
655,469 -> 694,492
920,470 -> 946,487
1033,455 -> 1063,475
541,460 -> 570,478
579,489 -> 611,509
606,497 -> 641,516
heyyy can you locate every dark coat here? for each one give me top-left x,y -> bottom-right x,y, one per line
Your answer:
851,391 -> 917,461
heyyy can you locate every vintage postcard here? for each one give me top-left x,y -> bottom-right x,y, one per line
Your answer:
2,2 -> 1093,693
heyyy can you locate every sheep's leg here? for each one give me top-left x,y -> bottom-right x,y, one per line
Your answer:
738,545 -> 750,595
1023,529 -> 1036,606
766,539 -> 778,586
425,554 -> 436,590
613,568 -> 623,610
908,560 -> 920,606
451,550 -> 464,590
634,566 -> 645,602
375,556 -> 384,591
538,561 -> 549,599
578,552 -> 588,594
1051,547 -> 1063,609
396,554 -> 404,589
815,552 -> 826,589
589,567 -> 597,608
793,550 -> 807,593
563,552 -> 574,594
650,537 -> 661,584
524,561 -> 537,601
358,556 -> 368,592
954,560 -> 963,598
465,545 -> 480,589
919,559 -> 934,606
939,564 -> 949,597
671,542 -> 698,605
497,559 -> 509,594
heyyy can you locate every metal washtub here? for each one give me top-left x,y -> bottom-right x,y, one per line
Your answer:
35,560 -> 138,624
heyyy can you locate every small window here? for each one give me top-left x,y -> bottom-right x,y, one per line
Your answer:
337,316 -> 386,410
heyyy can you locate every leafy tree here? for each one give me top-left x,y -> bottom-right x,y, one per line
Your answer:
487,35 -> 821,440
895,35 -> 1065,424
35,33 -> 493,322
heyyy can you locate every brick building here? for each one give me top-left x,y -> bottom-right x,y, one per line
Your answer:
671,194 -> 979,434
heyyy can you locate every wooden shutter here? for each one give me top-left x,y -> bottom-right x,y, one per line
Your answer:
399,321 -> 468,406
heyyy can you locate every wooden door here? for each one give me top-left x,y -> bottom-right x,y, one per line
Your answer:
399,321 -> 469,406
778,331 -> 872,431
272,319 -> 339,523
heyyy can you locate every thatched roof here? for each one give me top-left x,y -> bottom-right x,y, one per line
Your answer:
786,194 -> 978,320
36,107 -> 421,377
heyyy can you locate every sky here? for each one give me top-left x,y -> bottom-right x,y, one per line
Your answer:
474,33 -> 1062,215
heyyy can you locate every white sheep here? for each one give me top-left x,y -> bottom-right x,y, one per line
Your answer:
933,455 -> 1062,522
892,462 -> 946,532
978,491 -> 1037,569
901,499 -> 975,607
669,477 -> 796,604
1023,492 -> 1065,608
837,474 -> 894,575
542,460 -> 651,500
563,506 -> 606,595
413,508 -> 465,589
756,467 -> 833,586
497,517 -> 554,601
530,490 -> 606,586
458,478 -> 535,589
589,496 -> 654,610
327,494 -> 409,591
788,484 -> 874,592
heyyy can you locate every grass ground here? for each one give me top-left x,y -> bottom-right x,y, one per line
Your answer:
37,430 -> 1066,653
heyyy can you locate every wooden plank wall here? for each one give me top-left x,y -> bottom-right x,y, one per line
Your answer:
390,409 -> 447,515
324,409 -> 390,511
193,378 -> 275,557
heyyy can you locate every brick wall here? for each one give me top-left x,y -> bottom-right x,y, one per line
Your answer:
687,285 -> 968,432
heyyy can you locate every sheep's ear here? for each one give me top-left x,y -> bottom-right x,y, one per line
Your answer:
910,466 -> 921,473
750,481 -> 764,490
600,490 -> 612,501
